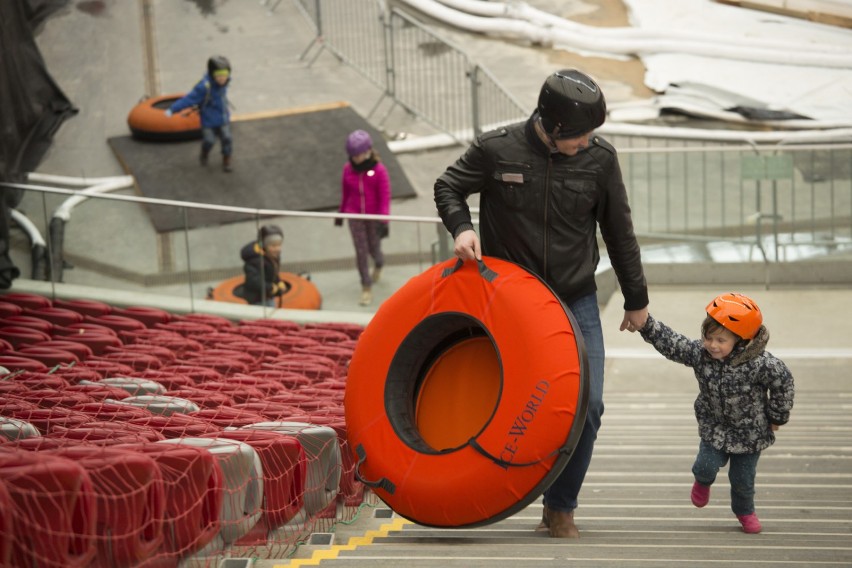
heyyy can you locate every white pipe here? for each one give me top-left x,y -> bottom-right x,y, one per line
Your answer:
386,123 -> 852,154
26,173 -> 134,187
52,177 -> 137,222
399,0 -> 852,68
10,209 -> 46,247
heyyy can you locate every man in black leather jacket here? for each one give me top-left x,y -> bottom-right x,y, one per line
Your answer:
434,69 -> 649,538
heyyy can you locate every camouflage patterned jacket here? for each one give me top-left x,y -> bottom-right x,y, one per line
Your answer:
639,314 -> 795,454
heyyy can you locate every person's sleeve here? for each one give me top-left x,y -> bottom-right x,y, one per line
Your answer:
765,357 -> 794,426
168,79 -> 207,114
434,139 -> 489,237
597,152 -> 649,311
638,314 -> 703,368
377,164 -> 391,218
243,260 -> 262,297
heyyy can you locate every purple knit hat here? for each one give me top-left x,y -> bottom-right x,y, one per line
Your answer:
346,130 -> 373,157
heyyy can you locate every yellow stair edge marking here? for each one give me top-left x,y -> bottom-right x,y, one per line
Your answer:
273,517 -> 412,567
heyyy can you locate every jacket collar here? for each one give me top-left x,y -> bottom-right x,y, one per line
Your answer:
524,112 -> 555,156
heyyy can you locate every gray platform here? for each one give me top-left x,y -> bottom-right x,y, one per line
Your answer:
109,104 -> 417,232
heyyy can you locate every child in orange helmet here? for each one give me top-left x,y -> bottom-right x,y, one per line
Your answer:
634,293 -> 794,534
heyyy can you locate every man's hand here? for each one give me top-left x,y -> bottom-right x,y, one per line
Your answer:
164,109 -> 173,118
620,307 -> 649,333
453,229 -> 481,261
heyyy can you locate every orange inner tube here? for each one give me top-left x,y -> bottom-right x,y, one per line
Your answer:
345,256 -> 588,528
415,336 -> 501,451
127,93 -> 201,141
210,272 -> 322,310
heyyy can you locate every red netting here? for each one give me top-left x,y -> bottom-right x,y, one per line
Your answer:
0,292 -> 379,565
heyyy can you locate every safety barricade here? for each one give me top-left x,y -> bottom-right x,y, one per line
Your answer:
9,407 -> 93,434
119,395 -> 201,416
93,376 -> 167,396
29,339 -> 94,360
84,314 -> 149,333
93,350 -> 164,371
0,479 -> 11,565
165,388 -> 234,409
45,446 -> 165,567
104,343 -> 177,365
242,421 -> 341,521
119,442 -> 223,563
111,306 -> 173,327
128,413 -> 222,438
203,430 -> 307,541
15,346 -> 80,367
22,306 -> 84,327
0,417 -> 40,442
0,449 -> 97,567
52,298 -> 113,317
158,437 -> 263,547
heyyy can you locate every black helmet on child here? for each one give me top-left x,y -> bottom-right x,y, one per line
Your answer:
207,55 -> 231,77
537,69 -> 606,139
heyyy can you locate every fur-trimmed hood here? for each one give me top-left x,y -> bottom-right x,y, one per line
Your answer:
730,324 -> 769,367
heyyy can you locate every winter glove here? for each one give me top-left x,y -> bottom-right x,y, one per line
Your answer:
334,218 -> 343,227
378,223 -> 389,239
164,109 -> 173,118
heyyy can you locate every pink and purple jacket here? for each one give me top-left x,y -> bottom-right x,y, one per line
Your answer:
338,161 -> 391,219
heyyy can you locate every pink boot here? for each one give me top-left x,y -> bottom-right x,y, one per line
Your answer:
737,513 -> 762,534
691,481 -> 710,508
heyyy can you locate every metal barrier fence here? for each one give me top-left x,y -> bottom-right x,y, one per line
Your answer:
3,143 -> 850,304
620,143 -> 852,263
294,0 -> 527,142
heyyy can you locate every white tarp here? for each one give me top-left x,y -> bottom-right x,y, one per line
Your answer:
617,0 -> 852,125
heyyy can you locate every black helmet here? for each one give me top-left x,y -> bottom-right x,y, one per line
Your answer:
258,225 -> 283,247
207,55 -> 231,77
537,69 -> 606,139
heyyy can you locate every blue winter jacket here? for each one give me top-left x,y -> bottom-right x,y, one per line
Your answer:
169,73 -> 230,128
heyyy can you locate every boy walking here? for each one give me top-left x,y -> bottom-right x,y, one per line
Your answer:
167,55 -> 233,172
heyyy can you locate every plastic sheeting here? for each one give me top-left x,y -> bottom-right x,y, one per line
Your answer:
618,0 -> 852,126
0,0 -> 77,288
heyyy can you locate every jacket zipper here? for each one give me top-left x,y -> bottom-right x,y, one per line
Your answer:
543,156 -> 552,278
359,173 -> 366,213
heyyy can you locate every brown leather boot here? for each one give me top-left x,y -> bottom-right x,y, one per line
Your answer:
200,147 -> 210,166
535,504 -> 550,531
547,509 -> 580,538
222,154 -> 232,172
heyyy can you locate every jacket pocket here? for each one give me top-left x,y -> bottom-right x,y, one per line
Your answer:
553,168 -> 597,218
491,164 -> 536,211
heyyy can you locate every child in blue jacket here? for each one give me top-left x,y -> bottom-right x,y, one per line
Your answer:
167,55 -> 233,172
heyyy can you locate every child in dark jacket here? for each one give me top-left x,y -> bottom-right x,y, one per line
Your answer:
240,225 -> 286,306
636,292 -> 794,534
166,55 -> 233,172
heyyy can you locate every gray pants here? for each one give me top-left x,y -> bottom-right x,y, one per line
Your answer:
348,218 -> 383,288
693,439 -> 761,515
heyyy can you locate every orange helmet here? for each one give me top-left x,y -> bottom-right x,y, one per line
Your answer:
706,292 -> 763,340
